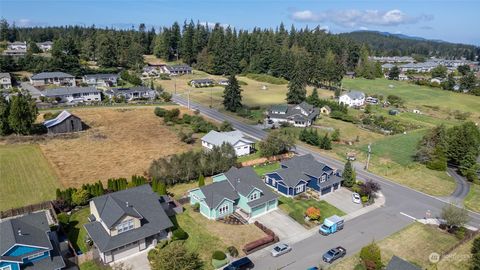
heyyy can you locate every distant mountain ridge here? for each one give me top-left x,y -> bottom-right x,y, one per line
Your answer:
356,30 -> 446,43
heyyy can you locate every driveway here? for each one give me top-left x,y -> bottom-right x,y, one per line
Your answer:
251,210 -> 307,241
110,247 -> 151,270
322,187 -> 363,214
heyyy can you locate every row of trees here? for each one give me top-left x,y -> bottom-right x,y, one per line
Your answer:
298,128 -> 334,150
0,93 -> 38,135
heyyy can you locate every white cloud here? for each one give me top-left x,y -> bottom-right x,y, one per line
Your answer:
199,21 -> 230,29
290,9 -> 433,28
15,19 -> 32,27
359,26 -> 369,31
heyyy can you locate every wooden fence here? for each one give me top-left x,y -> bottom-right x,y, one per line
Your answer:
0,201 -> 55,219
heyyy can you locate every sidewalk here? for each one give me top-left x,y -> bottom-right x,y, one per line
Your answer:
417,218 -> 478,231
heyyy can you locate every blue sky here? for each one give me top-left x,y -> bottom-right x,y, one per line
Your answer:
1,0 -> 479,45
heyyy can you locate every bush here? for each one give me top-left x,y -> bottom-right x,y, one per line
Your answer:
154,107 -> 167,117
72,189 -> 90,206
243,235 -> 275,254
354,263 -> 367,270
212,250 -> 227,260
455,227 -> 467,240
360,242 -> 382,270
305,207 -> 321,220
361,196 -> 369,203
57,213 -> 70,227
227,246 -> 239,257
172,228 -> 189,240
192,203 -> 200,212
160,91 -> 172,102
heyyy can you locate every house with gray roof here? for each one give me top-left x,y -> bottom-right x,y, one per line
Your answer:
84,185 -> 173,263
0,73 -> 12,89
30,72 -> 76,87
82,74 -> 118,87
7,41 -> 27,51
36,41 -> 53,52
42,87 -> 101,103
105,86 -> 156,101
201,130 -> 255,156
161,64 -> 192,76
0,212 -> 65,270
189,167 -> 279,221
43,110 -> 82,134
266,101 -> 320,127
339,90 -> 365,107
190,78 -> 215,88
265,154 -> 343,197
386,256 -> 420,270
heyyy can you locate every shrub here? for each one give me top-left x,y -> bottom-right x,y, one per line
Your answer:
72,189 -> 90,206
227,246 -> 239,257
178,131 -> 195,144
164,108 -> 180,123
354,263 -> 367,270
441,204 -> 469,228
243,235 -> 274,253
361,196 -> 369,203
160,91 -> 172,102
172,228 -> 189,240
192,203 -> 200,212
212,250 -> 227,260
360,242 -> 382,270
305,207 -> 321,220
455,227 -> 467,240
57,213 -> 70,227
154,107 -> 167,117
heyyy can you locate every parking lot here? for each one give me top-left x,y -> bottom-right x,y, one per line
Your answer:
322,188 -> 363,214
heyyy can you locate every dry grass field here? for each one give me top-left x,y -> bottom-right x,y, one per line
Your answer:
39,106 -> 197,188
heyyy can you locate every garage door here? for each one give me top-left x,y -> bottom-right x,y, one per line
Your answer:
112,242 -> 139,261
321,186 -> 332,195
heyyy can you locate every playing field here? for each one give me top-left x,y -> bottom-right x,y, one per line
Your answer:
0,144 -> 61,211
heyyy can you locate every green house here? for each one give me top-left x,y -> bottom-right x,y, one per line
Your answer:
189,167 -> 279,221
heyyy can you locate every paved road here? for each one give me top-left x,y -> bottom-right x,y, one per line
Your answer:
172,95 -> 480,268
447,167 -> 471,202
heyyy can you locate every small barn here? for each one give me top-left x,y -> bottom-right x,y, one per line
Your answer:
320,105 -> 332,115
43,110 -> 83,134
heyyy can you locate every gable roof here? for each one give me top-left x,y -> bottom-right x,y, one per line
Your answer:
84,73 -> 118,80
281,154 -> 333,177
202,130 -> 254,147
268,103 -> 319,122
43,87 -> 100,97
110,86 -> 154,95
43,110 -> 79,128
191,78 -> 214,84
31,72 -> 74,80
343,91 -> 365,100
271,168 -> 309,187
0,212 -> 52,256
199,180 -> 239,209
386,256 -> 421,270
0,73 -> 11,79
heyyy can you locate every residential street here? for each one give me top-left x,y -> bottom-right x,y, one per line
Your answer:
173,94 -> 480,267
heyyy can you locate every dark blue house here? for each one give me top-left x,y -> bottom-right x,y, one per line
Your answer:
0,212 -> 65,270
265,154 -> 343,197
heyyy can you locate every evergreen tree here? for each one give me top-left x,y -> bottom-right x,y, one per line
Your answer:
96,32 -> 118,67
388,66 -> 400,80
442,73 -> 456,91
286,57 -> 307,104
157,181 -> 167,195
331,129 -> 340,142
0,94 -> 10,135
222,74 -> 242,112
198,174 -> 205,187
320,134 -> 332,150
8,93 -> 38,135
306,88 -> 320,107
342,160 -> 355,187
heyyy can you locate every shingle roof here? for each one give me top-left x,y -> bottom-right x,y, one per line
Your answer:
42,87 -> 100,97
343,91 -> 365,100
268,103 -> 319,122
43,110 -> 79,128
84,73 -> 118,80
191,79 -> 214,84
0,73 -> 11,79
202,130 -> 254,148
110,86 -> 154,95
199,180 -> 239,209
166,64 -> 192,72
0,212 -> 53,256
84,185 -> 173,252
386,256 -> 421,270
270,168 -> 309,187
31,72 -> 74,80
281,154 -> 333,177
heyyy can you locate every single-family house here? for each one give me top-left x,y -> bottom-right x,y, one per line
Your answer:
43,110 -> 83,134
84,185 -> 174,263
266,102 -> 320,127
0,212 -> 66,270
83,74 -> 118,87
218,79 -> 229,86
105,86 -> 156,101
201,130 -> 254,156
320,105 -> 331,115
142,66 -> 159,78
430,77 -> 444,84
386,256 -> 420,270
0,73 -> 12,89
265,154 -> 343,197
161,64 -> 192,76
398,74 -> 409,81
190,79 -> 215,88
42,87 -> 101,103
365,97 -> 379,104
36,41 -> 53,52
345,71 -> 356,79
2,49 -> 27,56
30,72 -> 76,87
7,41 -> 27,51
189,167 -> 279,221
339,91 -> 365,107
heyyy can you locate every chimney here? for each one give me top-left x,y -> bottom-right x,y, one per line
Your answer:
17,229 -> 22,236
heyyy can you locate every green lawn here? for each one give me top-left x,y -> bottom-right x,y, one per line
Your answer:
0,144 -> 61,211
464,183 -> 480,213
237,152 -> 262,163
252,162 -> 280,176
79,261 -> 110,270
66,207 -> 90,253
278,196 -> 346,228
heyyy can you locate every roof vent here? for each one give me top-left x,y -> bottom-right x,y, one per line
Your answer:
126,201 -> 129,207
17,229 -> 22,236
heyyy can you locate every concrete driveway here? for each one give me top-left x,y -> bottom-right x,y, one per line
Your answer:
251,210 -> 307,241
322,187 -> 363,214
110,247 -> 151,270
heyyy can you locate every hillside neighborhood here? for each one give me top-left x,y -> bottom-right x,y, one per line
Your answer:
1,3 -> 480,270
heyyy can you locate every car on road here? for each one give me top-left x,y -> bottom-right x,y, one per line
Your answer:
352,192 -> 361,204
322,246 -> 346,263
271,243 -> 292,257
223,257 -> 254,270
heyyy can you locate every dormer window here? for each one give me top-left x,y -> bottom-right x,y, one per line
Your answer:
320,175 -> 327,183
116,219 -> 134,234
249,192 -> 258,201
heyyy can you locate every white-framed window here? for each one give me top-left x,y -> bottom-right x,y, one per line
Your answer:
116,219 -> 134,234
0,265 -> 12,270
295,185 -> 303,193
249,192 -> 258,201
27,251 -> 45,260
320,175 -> 327,183
218,204 -> 229,215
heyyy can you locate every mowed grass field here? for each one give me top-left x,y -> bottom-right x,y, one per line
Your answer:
0,144 -> 61,211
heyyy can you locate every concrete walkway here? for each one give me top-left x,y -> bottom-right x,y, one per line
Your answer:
250,210 -> 307,240
109,245 -> 153,270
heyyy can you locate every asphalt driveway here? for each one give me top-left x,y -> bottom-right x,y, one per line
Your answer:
322,187 -> 363,214
251,210 -> 307,241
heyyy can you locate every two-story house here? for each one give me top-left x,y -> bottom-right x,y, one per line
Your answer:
338,91 -> 365,107
30,72 -> 76,87
0,73 -> 12,89
0,212 -> 65,270
265,154 -> 343,197
7,41 -> 27,51
201,130 -> 255,157
82,74 -> 119,87
189,167 -> 278,221
42,87 -> 101,103
84,185 -> 174,263
266,102 -> 320,127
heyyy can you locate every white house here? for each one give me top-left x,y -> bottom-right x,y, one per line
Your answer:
30,72 -> 76,87
105,86 -> 157,101
201,130 -> 255,156
339,91 -> 366,107
36,41 -> 53,52
42,87 -> 101,103
7,41 -> 27,51
0,73 -> 12,89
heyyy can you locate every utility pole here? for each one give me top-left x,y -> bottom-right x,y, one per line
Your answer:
187,89 -> 190,110
210,87 -> 213,108
365,143 -> 371,170
174,76 -> 177,95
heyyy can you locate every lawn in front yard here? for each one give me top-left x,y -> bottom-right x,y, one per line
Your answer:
252,162 -> 281,176
66,207 -> 90,254
277,196 -> 345,228
331,222 -> 461,270
464,183 -> 480,213
167,178 -> 213,199
79,261 -> 110,270
0,144 -> 61,211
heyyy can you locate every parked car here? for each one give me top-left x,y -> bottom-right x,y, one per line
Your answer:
319,215 -> 344,235
306,267 -> 319,270
271,243 -> 292,257
352,192 -> 361,204
322,246 -> 346,263
223,257 -> 254,270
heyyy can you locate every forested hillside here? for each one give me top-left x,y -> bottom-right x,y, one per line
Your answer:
340,31 -> 478,60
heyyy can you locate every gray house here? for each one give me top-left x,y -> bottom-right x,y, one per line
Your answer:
30,72 -> 76,87
105,86 -> 156,101
0,72 -> 12,89
190,79 -> 215,88
161,64 -> 192,76
84,185 -> 173,263
43,110 -> 83,134
386,256 -> 420,270
266,102 -> 320,127
83,74 -> 119,87
42,87 -> 101,103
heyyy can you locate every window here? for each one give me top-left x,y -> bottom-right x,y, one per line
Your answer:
295,185 -> 303,193
249,192 -> 258,201
218,204 -> 229,215
116,219 -> 134,234
0,265 -> 12,270
320,175 -> 327,183
27,252 -> 45,260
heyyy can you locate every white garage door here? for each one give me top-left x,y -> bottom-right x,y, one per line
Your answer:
112,241 -> 139,261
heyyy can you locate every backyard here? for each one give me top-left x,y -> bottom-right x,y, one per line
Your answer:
0,144 -> 61,211
464,184 -> 480,213
66,207 -> 91,254
278,196 -> 346,228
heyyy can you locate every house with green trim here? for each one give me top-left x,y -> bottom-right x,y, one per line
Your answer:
189,167 -> 279,221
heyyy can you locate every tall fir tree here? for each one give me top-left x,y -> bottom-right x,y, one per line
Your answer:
8,93 -> 37,135
286,57 -> 307,104
222,74 -> 243,112
0,94 -> 10,135
342,160 -> 355,187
